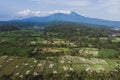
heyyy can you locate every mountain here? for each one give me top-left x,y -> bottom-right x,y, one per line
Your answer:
12,11 -> 120,27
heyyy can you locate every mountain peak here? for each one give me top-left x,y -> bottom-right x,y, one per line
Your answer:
11,11 -> 120,27
51,11 -> 79,16
70,11 -> 78,15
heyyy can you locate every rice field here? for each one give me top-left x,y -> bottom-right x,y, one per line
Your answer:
112,38 -> 120,42
0,55 -> 119,79
79,48 -> 99,57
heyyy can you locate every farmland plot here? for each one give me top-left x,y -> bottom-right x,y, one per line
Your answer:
44,61 -> 57,74
79,48 -> 99,57
0,56 -> 8,62
15,58 -> 38,79
0,55 -> 119,79
0,56 -> 17,75
0,58 -> 24,76
58,56 -> 73,73
33,60 -> 46,75
12,58 -> 28,79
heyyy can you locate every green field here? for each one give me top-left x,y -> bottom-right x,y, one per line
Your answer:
0,26 -> 120,80
0,55 -> 119,80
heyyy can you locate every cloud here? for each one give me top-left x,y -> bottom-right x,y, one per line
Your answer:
17,9 -> 31,16
1,0 -> 120,21
106,0 -> 119,15
32,0 -> 120,21
77,0 -> 120,21
17,9 -> 72,17
51,10 -> 71,14
34,0 -> 92,7
96,0 -> 120,20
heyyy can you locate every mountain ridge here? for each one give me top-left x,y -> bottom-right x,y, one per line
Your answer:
11,11 -> 120,27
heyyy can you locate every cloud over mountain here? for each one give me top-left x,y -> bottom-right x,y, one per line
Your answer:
17,9 -> 72,17
0,0 -> 120,21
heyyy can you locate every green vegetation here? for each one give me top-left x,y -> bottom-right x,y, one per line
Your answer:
112,38 -> 120,42
0,22 -> 120,80
0,56 -> 119,80
99,49 -> 119,58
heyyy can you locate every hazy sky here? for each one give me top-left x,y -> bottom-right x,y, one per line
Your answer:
0,0 -> 120,21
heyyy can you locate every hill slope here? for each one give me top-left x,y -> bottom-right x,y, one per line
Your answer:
12,12 -> 120,27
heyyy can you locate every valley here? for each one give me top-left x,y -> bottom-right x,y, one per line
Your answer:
0,24 -> 120,80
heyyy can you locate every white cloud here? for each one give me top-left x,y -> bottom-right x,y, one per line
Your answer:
51,10 -> 71,14
34,0 -> 92,7
17,9 -> 31,16
17,9 -> 72,17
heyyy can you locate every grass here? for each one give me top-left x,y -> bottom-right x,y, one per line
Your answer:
44,61 -> 57,74
57,56 -> 73,73
0,56 -> 15,72
91,64 -> 111,72
58,48 -> 70,52
112,38 -> 120,42
70,57 -> 87,64
33,60 -> 46,74
100,37 -> 108,41
98,49 -> 118,58
18,58 -> 36,76
105,59 -> 119,67
0,56 -> 8,62
12,58 -> 27,78
73,64 -> 90,72
0,58 -> 23,75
